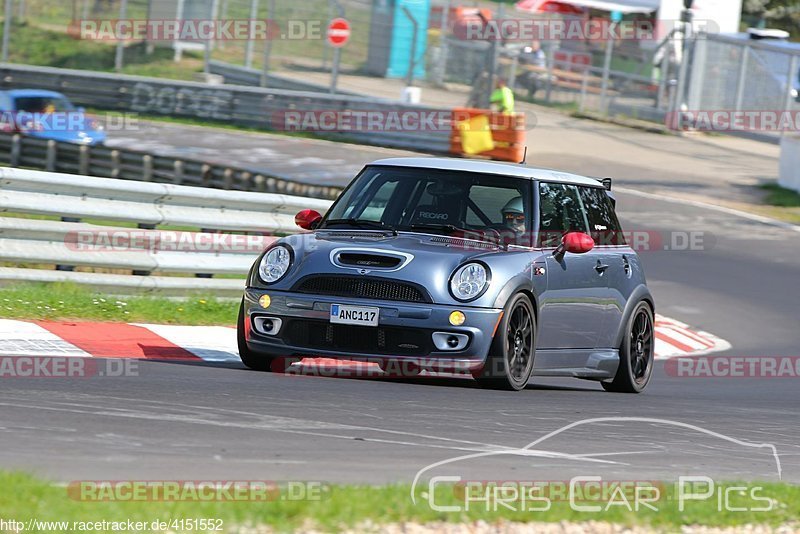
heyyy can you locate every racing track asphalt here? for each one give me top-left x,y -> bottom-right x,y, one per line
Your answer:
1,189 -> 798,486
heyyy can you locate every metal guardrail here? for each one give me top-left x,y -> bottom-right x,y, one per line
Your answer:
208,60 -> 360,95
0,167 -> 334,294
0,132 -> 344,200
0,63 -> 453,154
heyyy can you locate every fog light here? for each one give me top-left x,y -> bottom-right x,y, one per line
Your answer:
447,335 -> 460,348
449,310 -> 465,326
259,294 -> 271,308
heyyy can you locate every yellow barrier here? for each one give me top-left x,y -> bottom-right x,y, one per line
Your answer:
450,108 -> 526,163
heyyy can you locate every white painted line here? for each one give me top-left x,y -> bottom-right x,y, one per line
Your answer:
0,319 -> 92,357
134,324 -> 240,362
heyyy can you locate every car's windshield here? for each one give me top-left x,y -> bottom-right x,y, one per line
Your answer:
322,166 -> 532,246
13,96 -> 75,113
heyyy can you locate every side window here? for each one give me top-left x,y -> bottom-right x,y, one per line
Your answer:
466,185 -> 523,226
578,186 -> 626,246
538,182 -> 588,247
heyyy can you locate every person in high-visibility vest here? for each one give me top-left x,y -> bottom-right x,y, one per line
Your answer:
490,79 -> 515,114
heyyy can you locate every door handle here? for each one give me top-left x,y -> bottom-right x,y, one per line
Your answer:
595,262 -> 610,273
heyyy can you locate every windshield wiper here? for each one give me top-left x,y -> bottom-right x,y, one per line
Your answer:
409,223 -> 464,234
408,223 -> 505,248
323,218 -> 397,235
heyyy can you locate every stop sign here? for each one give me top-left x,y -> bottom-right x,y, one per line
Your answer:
327,18 -> 351,48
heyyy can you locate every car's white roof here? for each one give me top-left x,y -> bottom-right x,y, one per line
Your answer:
368,157 -> 604,187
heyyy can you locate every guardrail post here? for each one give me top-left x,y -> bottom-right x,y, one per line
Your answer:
173,160 -> 184,185
223,167 -> 234,189
10,134 -> 21,167
78,145 -> 90,175
201,164 -> 212,187
56,215 -> 81,272
142,154 -> 153,181
254,174 -> 266,192
46,140 -> 57,171
132,222 -> 156,276
110,149 -> 121,178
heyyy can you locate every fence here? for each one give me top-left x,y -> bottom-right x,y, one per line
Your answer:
687,33 -> 800,124
0,63 -> 453,153
0,166 -> 333,294
0,132 -> 343,199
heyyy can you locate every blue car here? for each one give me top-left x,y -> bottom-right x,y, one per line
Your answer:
238,158 -> 655,392
0,89 -> 106,146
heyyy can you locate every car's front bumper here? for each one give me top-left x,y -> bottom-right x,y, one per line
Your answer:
242,288 -> 503,371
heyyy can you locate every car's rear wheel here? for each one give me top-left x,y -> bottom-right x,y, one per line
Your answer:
237,301 -> 284,372
603,301 -> 654,393
474,293 -> 536,391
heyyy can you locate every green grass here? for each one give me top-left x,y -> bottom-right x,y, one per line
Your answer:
0,283 -> 239,325
760,183 -> 800,208
0,22 -> 203,80
0,471 -> 798,532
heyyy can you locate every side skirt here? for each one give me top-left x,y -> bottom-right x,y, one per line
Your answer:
532,348 -> 620,380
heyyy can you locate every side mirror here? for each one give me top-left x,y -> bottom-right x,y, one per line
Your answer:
295,209 -> 322,230
553,232 -> 594,260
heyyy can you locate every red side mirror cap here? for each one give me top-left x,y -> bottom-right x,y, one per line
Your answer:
295,209 -> 322,230
562,232 -> 595,254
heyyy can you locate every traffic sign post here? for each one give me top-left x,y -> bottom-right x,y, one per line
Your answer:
327,18 -> 351,94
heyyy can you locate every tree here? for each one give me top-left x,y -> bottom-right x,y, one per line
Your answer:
743,0 -> 800,35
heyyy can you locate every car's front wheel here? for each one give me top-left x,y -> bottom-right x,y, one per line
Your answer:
474,293 -> 536,391
603,301 -> 655,393
237,301 -> 282,372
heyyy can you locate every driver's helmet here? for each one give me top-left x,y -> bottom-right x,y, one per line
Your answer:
501,196 -> 526,233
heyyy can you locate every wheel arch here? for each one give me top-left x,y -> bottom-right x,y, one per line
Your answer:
492,274 -> 539,325
613,285 -> 655,349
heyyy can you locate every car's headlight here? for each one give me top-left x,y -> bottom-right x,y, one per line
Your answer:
450,262 -> 490,301
258,245 -> 292,283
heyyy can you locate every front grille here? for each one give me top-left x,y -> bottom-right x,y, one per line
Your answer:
282,319 -> 435,356
293,275 -> 431,303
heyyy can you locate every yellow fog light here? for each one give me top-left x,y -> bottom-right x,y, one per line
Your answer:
259,294 -> 271,309
449,311 -> 466,326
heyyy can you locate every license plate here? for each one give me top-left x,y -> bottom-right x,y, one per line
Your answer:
330,304 -> 379,327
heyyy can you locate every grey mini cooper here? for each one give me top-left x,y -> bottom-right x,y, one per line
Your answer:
238,157 -> 655,392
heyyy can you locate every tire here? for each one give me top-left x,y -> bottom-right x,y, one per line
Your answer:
237,301 -> 284,372
603,301 -> 655,393
474,293 -> 536,391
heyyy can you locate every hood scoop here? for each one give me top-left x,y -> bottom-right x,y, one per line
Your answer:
330,248 -> 413,272
338,252 -> 402,269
